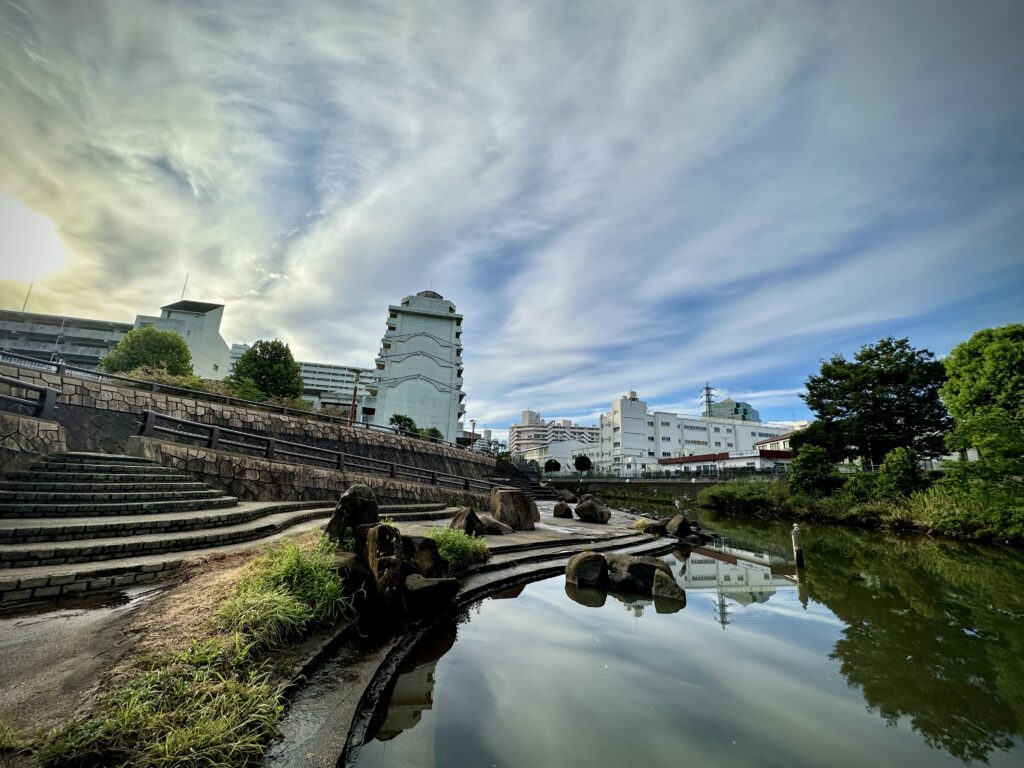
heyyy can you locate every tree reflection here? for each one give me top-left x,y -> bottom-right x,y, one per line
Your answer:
712,519 -> 1024,764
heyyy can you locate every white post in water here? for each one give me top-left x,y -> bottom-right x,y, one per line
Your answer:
792,523 -> 805,570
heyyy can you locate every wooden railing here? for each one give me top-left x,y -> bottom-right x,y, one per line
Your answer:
138,410 -> 493,493
0,374 -> 58,420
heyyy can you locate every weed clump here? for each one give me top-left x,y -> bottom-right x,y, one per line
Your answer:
425,528 -> 489,574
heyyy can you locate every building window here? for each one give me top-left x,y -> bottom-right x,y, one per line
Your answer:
715,441 -> 721,447
727,443 -> 733,447
613,442 -> 621,447
661,437 -> 670,442
660,421 -> 669,426
648,451 -> 655,457
713,427 -> 720,433
648,436 -> 655,442
647,421 -> 654,427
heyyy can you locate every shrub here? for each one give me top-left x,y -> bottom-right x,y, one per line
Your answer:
100,327 -> 192,376
425,528 -> 489,574
697,482 -> 788,519
225,375 -> 265,402
842,472 -> 879,503
573,455 -> 592,472
789,445 -> 842,497
875,447 -> 922,499
238,539 -> 348,624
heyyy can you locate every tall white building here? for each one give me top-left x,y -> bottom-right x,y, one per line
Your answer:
508,411 -> 599,456
595,391 -> 794,473
362,291 -> 465,442
134,301 -> 231,379
230,343 -> 378,412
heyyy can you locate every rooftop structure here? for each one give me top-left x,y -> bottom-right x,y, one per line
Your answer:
708,398 -> 761,422
135,301 -> 231,379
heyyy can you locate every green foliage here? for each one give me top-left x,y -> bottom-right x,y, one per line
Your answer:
237,539 -> 349,625
941,324 -> 1024,423
417,426 -> 445,441
544,458 -> 561,472
35,639 -> 283,768
218,586 -> 312,651
697,482 -> 789,519
226,375 -> 265,402
388,414 -> 418,435
573,455 -> 592,472
100,327 -> 193,376
842,472 -> 879,503
802,337 -> 951,464
789,445 -> 842,497
632,518 -> 650,532
908,485 -> 1024,542
425,528 -> 489,574
875,447 -> 922,500
526,459 -> 541,473
229,340 -> 304,399
0,719 -> 30,753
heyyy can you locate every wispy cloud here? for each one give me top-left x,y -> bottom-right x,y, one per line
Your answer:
1,0 -> 1021,429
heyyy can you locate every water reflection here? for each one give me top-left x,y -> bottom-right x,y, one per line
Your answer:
355,522 -> 1024,767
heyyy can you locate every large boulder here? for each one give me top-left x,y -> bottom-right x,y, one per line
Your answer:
645,519 -> 668,536
325,484 -> 379,542
449,507 -> 486,537
557,489 -> 578,503
665,514 -> 693,538
478,513 -> 514,535
490,488 -> 538,531
404,574 -> 459,617
574,498 -> 611,524
653,570 -> 687,614
361,524 -> 405,612
402,535 -> 443,578
552,501 -> 573,519
604,553 -> 671,595
565,551 -> 608,587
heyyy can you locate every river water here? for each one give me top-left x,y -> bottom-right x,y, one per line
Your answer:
351,520 -> 1024,768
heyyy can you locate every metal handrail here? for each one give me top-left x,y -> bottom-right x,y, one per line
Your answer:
0,349 -> 469,451
0,374 -> 58,420
138,410 -> 493,493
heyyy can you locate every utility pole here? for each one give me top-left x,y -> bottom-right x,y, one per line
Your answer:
21,282 -> 33,312
180,273 -> 189,301
348,370 -> 361,422
703,382 -> 716,416
470,418 -> 476,450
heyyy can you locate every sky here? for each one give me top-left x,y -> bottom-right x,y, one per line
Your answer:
1,0 -> 1022,435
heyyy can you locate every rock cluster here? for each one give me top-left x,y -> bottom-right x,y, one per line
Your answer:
490,487 -> 539,531
326,485 -> 459,620
565,549 -> 686,613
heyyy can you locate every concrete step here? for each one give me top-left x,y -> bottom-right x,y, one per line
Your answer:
0,505 -> 334,568
0,516 -> 332,605
0,501 -> 332,543
378,503 -> 447,513
0,481 -> 211,493
47,452 -> 157,464
0,489 -> 227,503
23,463 -> 187,476
485,531 -> 641,556
3,471 -> 196,483
384,507 -> 459,522
0,495 -> 239,519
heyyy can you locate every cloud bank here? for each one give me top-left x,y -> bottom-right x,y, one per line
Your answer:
1,0 -> 1022,428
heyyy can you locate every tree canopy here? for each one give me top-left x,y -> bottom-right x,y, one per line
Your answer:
228,340 -> 304,399
573,455 -> 592,472
544,458 -> 561,472
941,324 -> 1024,423
389,414 -> 418,435
801,337 -> 951,465
417,426 -> 445,442
100,327 -> 192,376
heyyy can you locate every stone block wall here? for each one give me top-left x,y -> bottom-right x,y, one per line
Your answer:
1,362 -> 496,479
129,437 -> 490,508
0,411 -> 67,473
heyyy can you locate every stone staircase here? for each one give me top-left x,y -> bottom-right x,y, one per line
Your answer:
0,452 -> 336,604
485,463 -> 559,501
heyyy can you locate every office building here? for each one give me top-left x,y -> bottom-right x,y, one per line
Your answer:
361,290 -> 466,442
508,411 -> 599,456
0,309 -> 132,369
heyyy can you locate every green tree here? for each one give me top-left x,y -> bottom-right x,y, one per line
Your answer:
789,445 -> 841,497
875,447 -> 921,500
99,327 -> 192,376
228,340 -> 304,399
940,324 -> 1024,423
544,458 -> 561,473
389,414 -> 418,435
802,337 -> 951,465
573,455 -> 592,472
417,426 -> 444,442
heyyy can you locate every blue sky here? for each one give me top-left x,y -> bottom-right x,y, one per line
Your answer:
1,0 -> 1022,434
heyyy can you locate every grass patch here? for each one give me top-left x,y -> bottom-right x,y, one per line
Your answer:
632,518 -> 649,532
0,718 -> 31,753
425,528 -> 489,574
35,536 -> 352,768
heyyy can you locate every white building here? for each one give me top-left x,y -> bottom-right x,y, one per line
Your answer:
134,301 -> 231,379
464,428 -> 506,455
595,391 -> 795,474
658,448 -> 793,474
230,343 -> 378,414
362,290 -> 466,442
521,438 -> 592,473
0,309 -> 132,369
508,411 -> 599,456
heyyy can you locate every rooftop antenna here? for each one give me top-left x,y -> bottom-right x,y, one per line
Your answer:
180,272 -> 189,301
21,282 -> 33,312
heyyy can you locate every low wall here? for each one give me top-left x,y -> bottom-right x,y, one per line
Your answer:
547,478 -> 708,502
0,411 -> 67,473
129,437 -> 491,508
1,362 -> 496,479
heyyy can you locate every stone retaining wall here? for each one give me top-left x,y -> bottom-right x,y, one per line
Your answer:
0,411 -> 67,473
129,437 -> 490,508
1,362 -> 495,479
